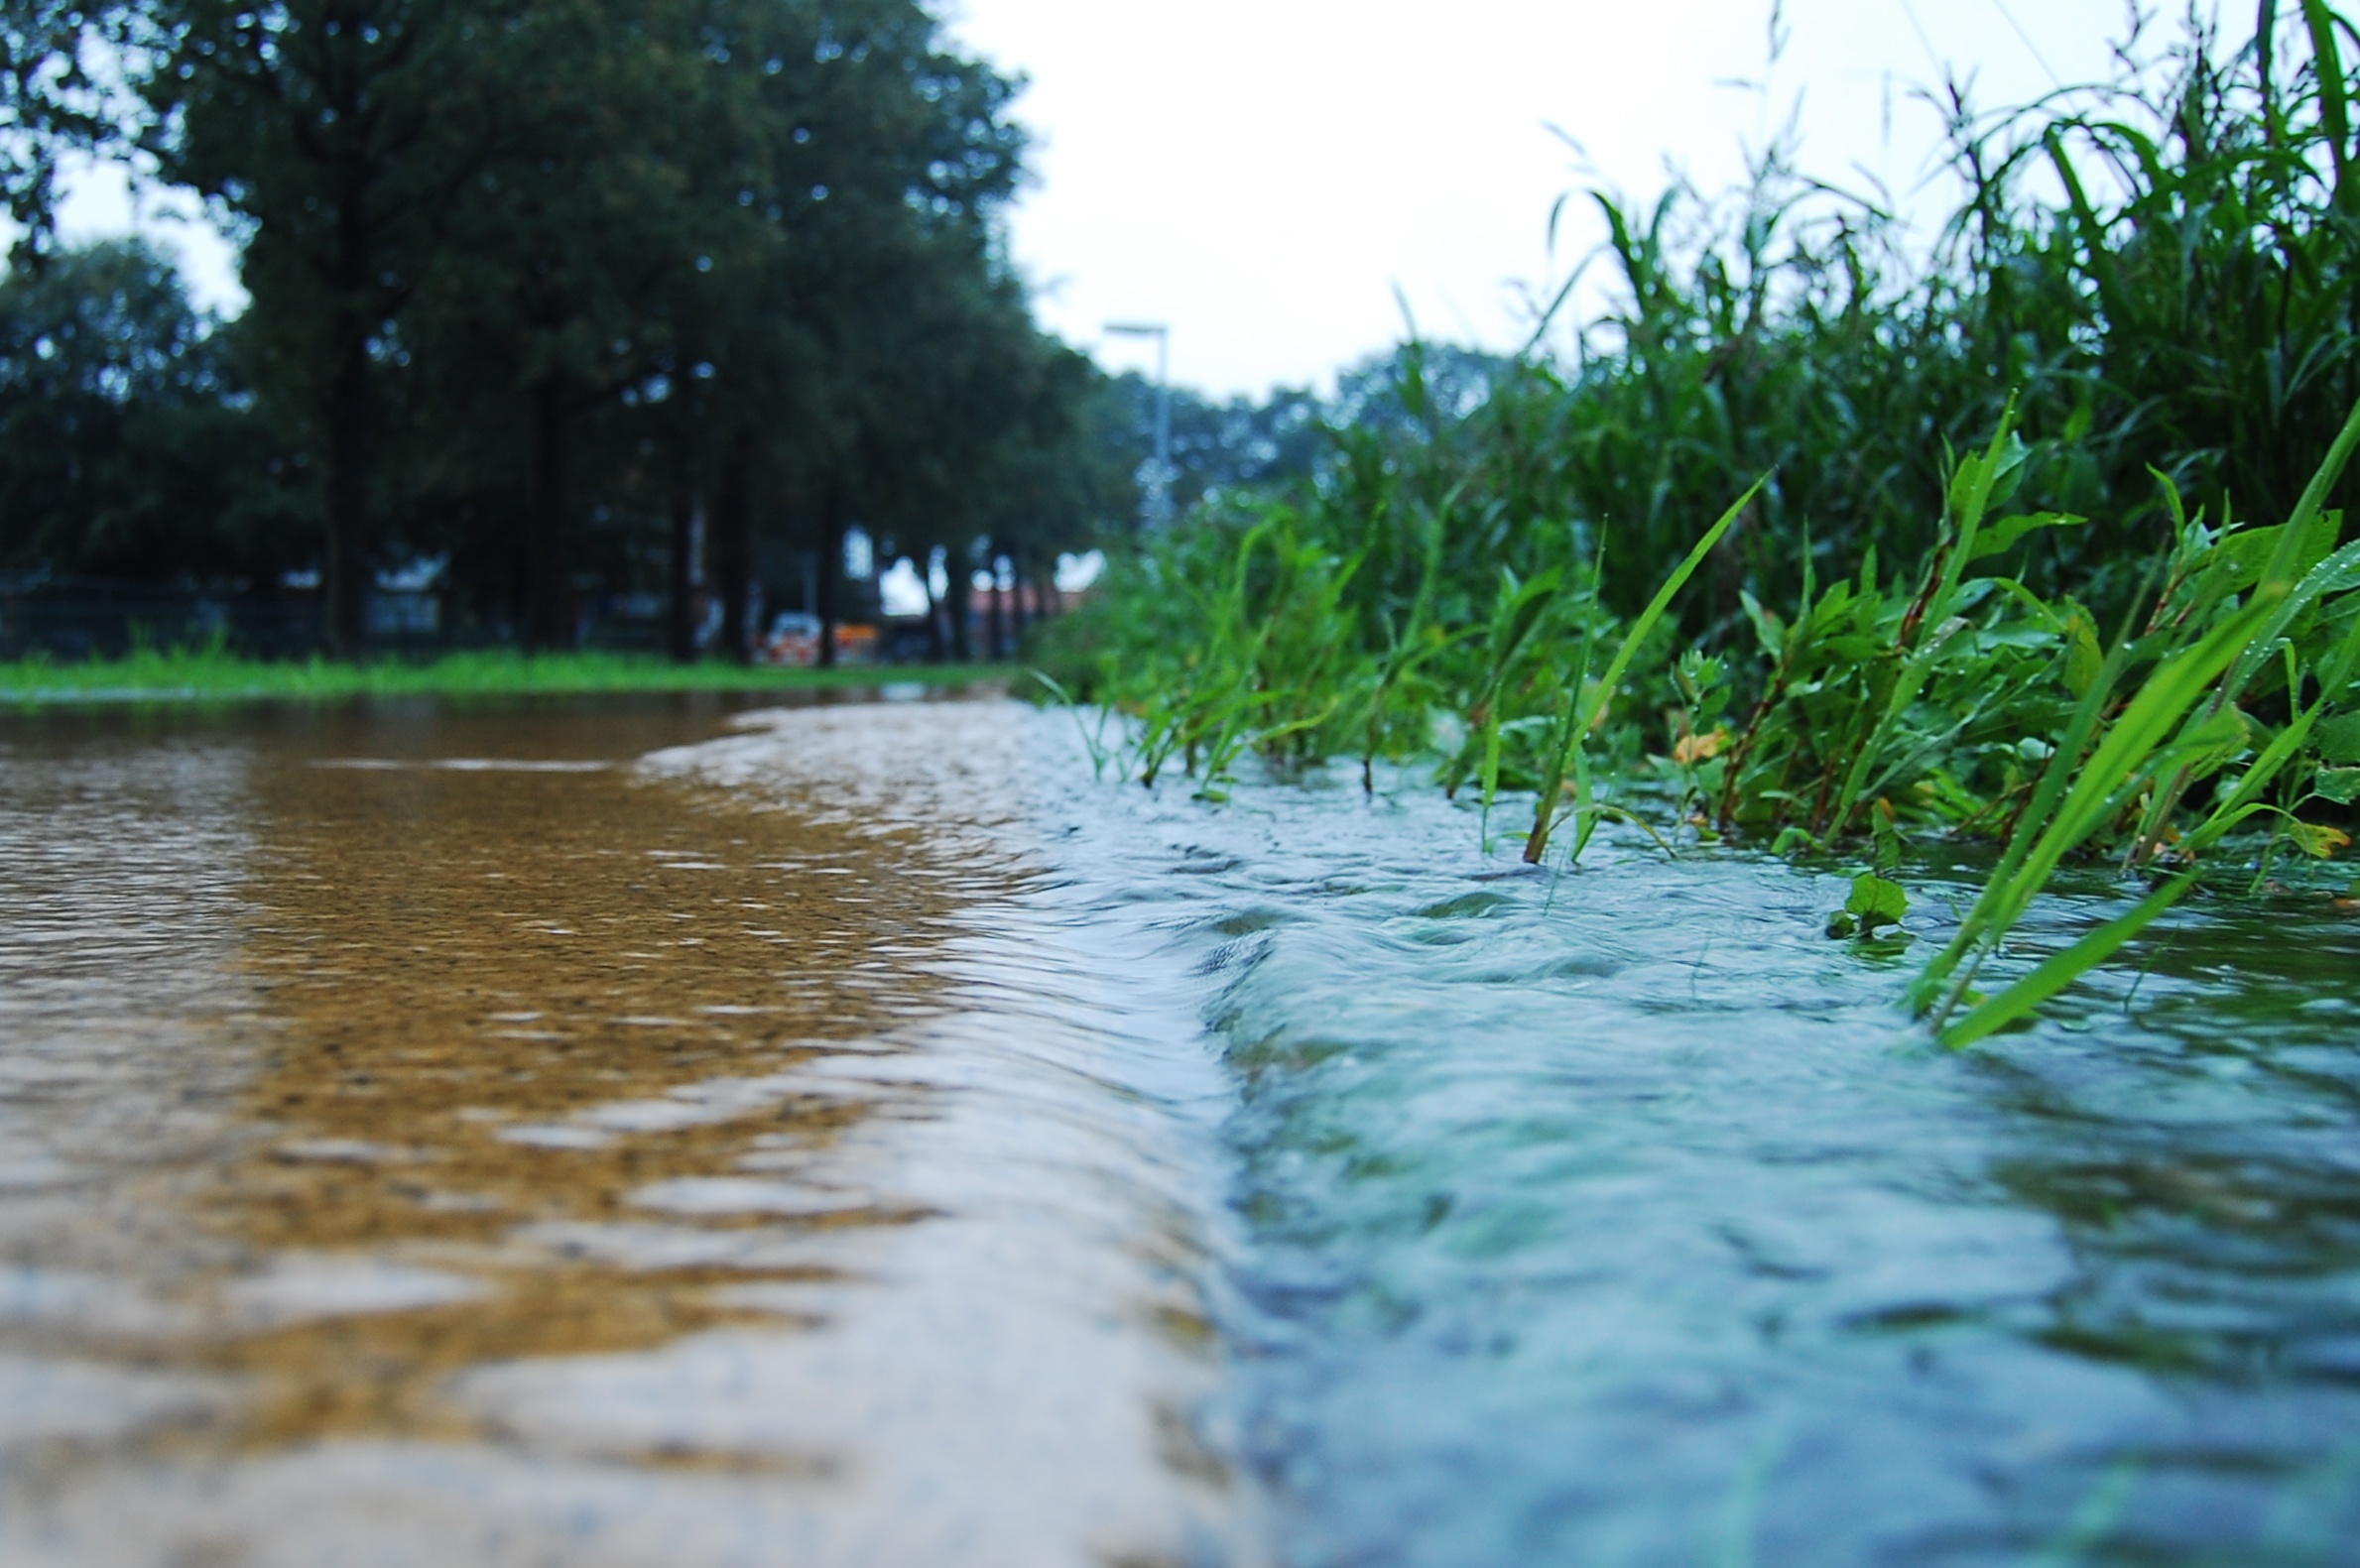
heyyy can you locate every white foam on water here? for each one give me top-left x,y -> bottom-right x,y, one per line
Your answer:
220,1257 -> 489,1325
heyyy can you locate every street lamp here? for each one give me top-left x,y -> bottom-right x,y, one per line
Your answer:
1104,321 -> 1172,527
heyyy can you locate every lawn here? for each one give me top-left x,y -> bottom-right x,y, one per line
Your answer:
0,647 -> 1020,705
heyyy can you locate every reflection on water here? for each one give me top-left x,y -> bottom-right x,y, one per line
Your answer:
217,735 -> 949,1453
0,696 -> 1250,1568
5,695 -> 2359,1567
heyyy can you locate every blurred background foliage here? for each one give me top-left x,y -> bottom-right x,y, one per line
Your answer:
0,0 -> 1135,656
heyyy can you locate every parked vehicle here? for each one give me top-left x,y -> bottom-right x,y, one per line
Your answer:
757,612 -> 877,665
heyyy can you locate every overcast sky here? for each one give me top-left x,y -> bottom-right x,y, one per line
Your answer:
943,0 -> 2151,397
58,0 -> 2173,400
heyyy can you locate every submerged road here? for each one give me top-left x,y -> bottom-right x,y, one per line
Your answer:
4,692 -> 2358,1566
0,693 -> 1250,1568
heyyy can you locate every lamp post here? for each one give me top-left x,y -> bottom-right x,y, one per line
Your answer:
1104,321 -> 1172,527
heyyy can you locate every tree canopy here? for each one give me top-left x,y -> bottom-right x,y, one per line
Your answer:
0,0 -> 1132,656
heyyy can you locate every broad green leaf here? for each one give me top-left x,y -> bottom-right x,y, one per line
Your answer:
2314,711 -> 2360,763
1739,589 -> 1785,657
2205,511 -> 2342,595
2296,537 -> 2360,598
2314,765 -> 2360,804
2171,704 -> 2253,778
2062,612 -> 2104,697
1845,873 -> 1909,929
1967,512 -> 2089,562
1949,431 -> 2030,521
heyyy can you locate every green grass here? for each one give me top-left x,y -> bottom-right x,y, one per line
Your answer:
0,647 -> 1018,706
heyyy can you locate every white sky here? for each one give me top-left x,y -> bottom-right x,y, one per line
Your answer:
55,0 -> 2172,399
943,0 -> 2152,398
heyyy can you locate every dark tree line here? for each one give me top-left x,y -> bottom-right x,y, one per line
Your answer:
0,0 -> 1133,659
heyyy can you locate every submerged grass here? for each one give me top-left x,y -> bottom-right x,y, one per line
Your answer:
1,645 -> 1016,706
1037,8 -> 2360,1041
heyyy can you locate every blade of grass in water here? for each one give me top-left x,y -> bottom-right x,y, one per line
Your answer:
1922,392 -> 2360,1040
1938,873 -> 2198,1048
1525,476 -> 1767,865
1825,409 -> 2020,840
1920,593 -> 2279,1032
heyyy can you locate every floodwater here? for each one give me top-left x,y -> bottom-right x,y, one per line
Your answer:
1,693 -> 2356,1566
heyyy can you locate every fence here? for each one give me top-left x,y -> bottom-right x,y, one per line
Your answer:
0,579 -> 666,662
1,576 -> 1050,663
0,577 -> 326,661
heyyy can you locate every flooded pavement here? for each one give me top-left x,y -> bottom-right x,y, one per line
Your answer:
2,693 -> 2358,1566
0,693 -> 1246,1568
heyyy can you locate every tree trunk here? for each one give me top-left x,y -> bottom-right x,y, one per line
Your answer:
985,549 -> 1008,661
817,477 -> 846,667
524,377 -> 574,651
319,147 -> 380,660
921,550 -> 945,663
946,543 -> 973,663
322,328 -> 371,656
667,452 -> 701,663
1011,555 -> 1032,643
714,432 -> 755,664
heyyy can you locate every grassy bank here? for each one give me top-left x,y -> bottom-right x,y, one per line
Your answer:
1036,10 -> 2360,1042
0,647 -> 1017,706
1046,400 -> 2360,1045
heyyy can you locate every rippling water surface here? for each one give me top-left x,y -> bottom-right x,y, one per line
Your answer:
2,693 -> 2356,1567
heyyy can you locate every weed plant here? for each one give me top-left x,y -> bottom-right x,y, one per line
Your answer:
1037,6 -> 2360,1039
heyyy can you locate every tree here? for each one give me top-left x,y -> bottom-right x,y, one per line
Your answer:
668,0 -> 1029,663
139,0 -> 502,649
0,239 -> 300,579
1093,369 -> 1326,530
1,0 -> 1099,664
405,0 -> 713,648
0,0 -> 123,257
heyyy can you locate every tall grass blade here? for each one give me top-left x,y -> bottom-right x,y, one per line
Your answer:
1938,872 -> 2198,1048
1525,476 -> 1767,863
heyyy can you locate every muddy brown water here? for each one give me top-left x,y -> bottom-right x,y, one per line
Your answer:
0,692 -> 1248,1568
